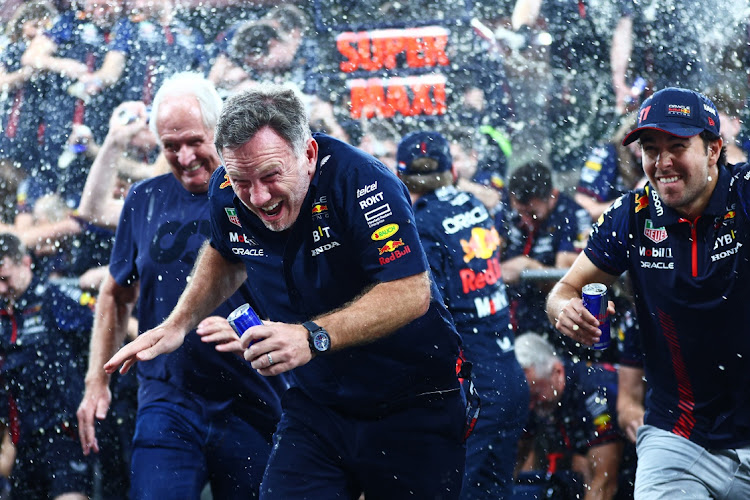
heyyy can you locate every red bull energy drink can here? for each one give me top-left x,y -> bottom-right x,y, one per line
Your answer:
227,303 -> 262,337
582,283 -> 610,350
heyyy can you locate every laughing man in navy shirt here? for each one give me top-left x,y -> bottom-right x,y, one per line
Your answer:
105,84 -> 466,498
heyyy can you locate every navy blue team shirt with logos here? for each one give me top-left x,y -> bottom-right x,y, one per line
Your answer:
413,186 -> 513,360
577,143 -> 632,203
109,173 -> 283,437
525,360 -> 622,461
412,184 -> 527,427
499,193 -> 590,334
586,163 -> 750,449
0,276 -> 92,440
208,134 -> 462,408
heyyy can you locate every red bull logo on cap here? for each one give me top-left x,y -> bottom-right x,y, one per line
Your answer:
667,104 -> 691,117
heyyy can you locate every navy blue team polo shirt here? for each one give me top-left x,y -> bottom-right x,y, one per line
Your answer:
208,134 -> 461,410
525,360 -> 622,456
0,276 -> 93,440
413,186 -> 512,355
109,173 -> 283,437
586,163 -> 750,449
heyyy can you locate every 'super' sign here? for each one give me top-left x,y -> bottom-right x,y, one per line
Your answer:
336,27 -> 450,73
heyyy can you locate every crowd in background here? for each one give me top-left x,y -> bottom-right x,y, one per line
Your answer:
1,0 -> 749,498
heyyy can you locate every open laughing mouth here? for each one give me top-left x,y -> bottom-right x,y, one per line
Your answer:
261,202 -> 282,218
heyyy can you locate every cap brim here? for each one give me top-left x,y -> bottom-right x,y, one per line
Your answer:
622,124 -> 704,146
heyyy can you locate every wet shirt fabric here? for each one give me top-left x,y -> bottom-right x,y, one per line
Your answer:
109,173 -> 283,437
45,12 -> 133,147
413,186 -> 513,362
208,134 -> 462,411
0,276 -> 92,440
499,193 -> 590,334
586,163 -> 750,449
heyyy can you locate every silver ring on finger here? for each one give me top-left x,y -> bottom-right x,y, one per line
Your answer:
267,352 -> 274,366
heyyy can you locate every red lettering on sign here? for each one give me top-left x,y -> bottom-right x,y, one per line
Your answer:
348,76 -> 447,119
336,27 -> 450,73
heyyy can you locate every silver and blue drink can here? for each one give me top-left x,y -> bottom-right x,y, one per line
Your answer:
227,303 -> 262,337
582,283 -> 610,350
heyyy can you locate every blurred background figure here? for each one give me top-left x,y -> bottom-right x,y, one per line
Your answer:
514,332 -> 636,500
397,130 -> 529,499
498,162 -> 595,360
0,0 -> 58,223
575,112 -> 645,222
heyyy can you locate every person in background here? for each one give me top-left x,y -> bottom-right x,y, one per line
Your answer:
449,126 -> 504,211
547,87 -> 750,499
0,232 -> 95,499
76,72 -> 284,499
357,119 -> 401,174
575,112 -> 646,222
397,130 -> 529,499
0,0 -> 58,222
499,162 -> 593,358
514,332 -> 634,500
118,0 -> 207,105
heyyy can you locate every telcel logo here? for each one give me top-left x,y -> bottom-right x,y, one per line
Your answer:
371,223 -> 399,241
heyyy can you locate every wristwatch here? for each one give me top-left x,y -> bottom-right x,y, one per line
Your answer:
303,321 -> 331,355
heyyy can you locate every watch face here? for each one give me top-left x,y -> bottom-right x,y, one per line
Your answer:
313,331 -> 330,352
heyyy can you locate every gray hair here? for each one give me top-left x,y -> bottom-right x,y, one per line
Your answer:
149,72 -> 223,145
514,332 -> 559,378
214,83 -> 311,160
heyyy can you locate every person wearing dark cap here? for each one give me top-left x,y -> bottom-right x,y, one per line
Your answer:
546,87 -> 750,499
397,130 -> 529,499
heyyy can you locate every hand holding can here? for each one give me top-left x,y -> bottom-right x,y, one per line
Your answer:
582,283 -> 610,350
227,303 -> 263,342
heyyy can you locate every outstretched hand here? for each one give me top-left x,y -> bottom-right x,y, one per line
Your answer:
104,323 -> 187,375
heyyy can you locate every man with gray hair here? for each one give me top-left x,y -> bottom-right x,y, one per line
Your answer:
105,83 -> 467,498
515,332 -> 633,500
76,72 -> 284,499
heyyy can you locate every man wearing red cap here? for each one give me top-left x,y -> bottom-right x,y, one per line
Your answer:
546,87 -> 750,499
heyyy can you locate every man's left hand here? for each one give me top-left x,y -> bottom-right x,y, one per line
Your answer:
241,321 -> 313,376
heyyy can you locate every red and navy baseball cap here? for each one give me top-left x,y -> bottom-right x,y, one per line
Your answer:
396,131 -> 452,175
622,87 -> 720,146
